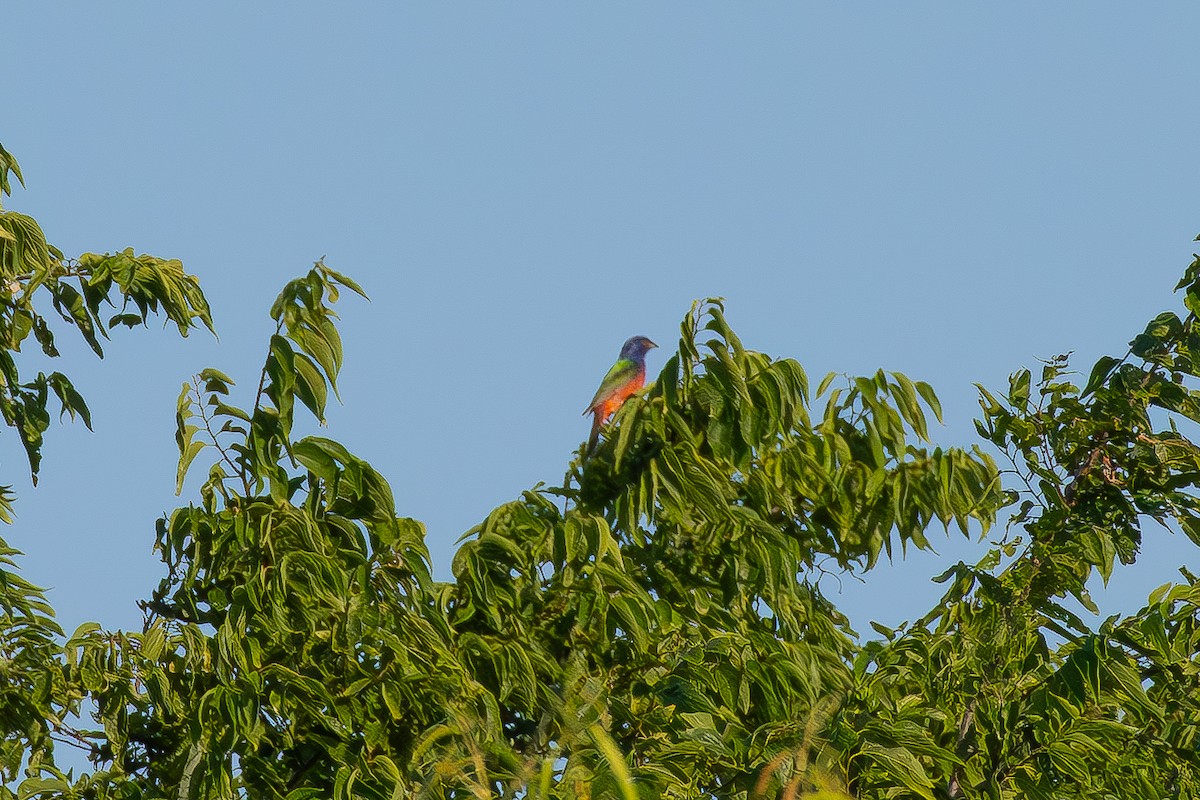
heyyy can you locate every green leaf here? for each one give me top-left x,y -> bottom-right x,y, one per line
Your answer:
318,259 -> 369,299
46,372 -> 92,429
588,724 -> 639,800
0,141 -> 26,196
176,439 -> 207,494
292,352 -> 329,422
1083,355 -> 1120,396
915,380 -> 943,424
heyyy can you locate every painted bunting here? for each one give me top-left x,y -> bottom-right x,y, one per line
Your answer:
584,335 -> 658,452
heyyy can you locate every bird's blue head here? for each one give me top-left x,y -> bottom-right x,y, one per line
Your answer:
619,335 -> 658,362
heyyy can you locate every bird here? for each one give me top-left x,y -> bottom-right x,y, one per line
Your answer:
584,335 -> 658,452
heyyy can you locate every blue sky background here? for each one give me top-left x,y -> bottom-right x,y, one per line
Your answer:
2,5 -> 1199,642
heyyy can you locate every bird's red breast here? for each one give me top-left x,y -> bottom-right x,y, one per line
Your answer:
592,366 -> 646,423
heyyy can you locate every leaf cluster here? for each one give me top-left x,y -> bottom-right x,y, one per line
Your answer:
436,299 -> 1001,797
0,142 -> 212,504
4,136 -> 1200,800
0,141 -> 214,799
834,241 -> 1200,799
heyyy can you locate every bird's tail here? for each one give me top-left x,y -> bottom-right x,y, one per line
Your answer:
586,410 -> 602,455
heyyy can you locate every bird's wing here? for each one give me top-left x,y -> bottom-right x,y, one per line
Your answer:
584,358 -> 639,413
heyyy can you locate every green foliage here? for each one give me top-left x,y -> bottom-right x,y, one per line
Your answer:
0,142 -> 214,798
836,240 -> 1200,799
0,142 -> 212,502
0,143 -> 23,203
4,133 -> 1200,799
0,541 -> 69,795
436,299 -> 997,798
126,263 -> 471,798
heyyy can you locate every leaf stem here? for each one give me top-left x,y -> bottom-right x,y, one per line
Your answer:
192,375 -> 249,497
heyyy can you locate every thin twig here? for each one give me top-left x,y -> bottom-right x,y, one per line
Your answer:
193,375 -> 250,497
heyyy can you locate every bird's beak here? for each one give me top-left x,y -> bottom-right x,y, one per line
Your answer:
648,339 -> 658,349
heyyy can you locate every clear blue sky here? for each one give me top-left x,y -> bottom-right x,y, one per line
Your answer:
2,5 -> 1199,639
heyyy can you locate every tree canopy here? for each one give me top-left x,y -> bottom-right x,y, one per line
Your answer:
2,139 -> 1200,799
